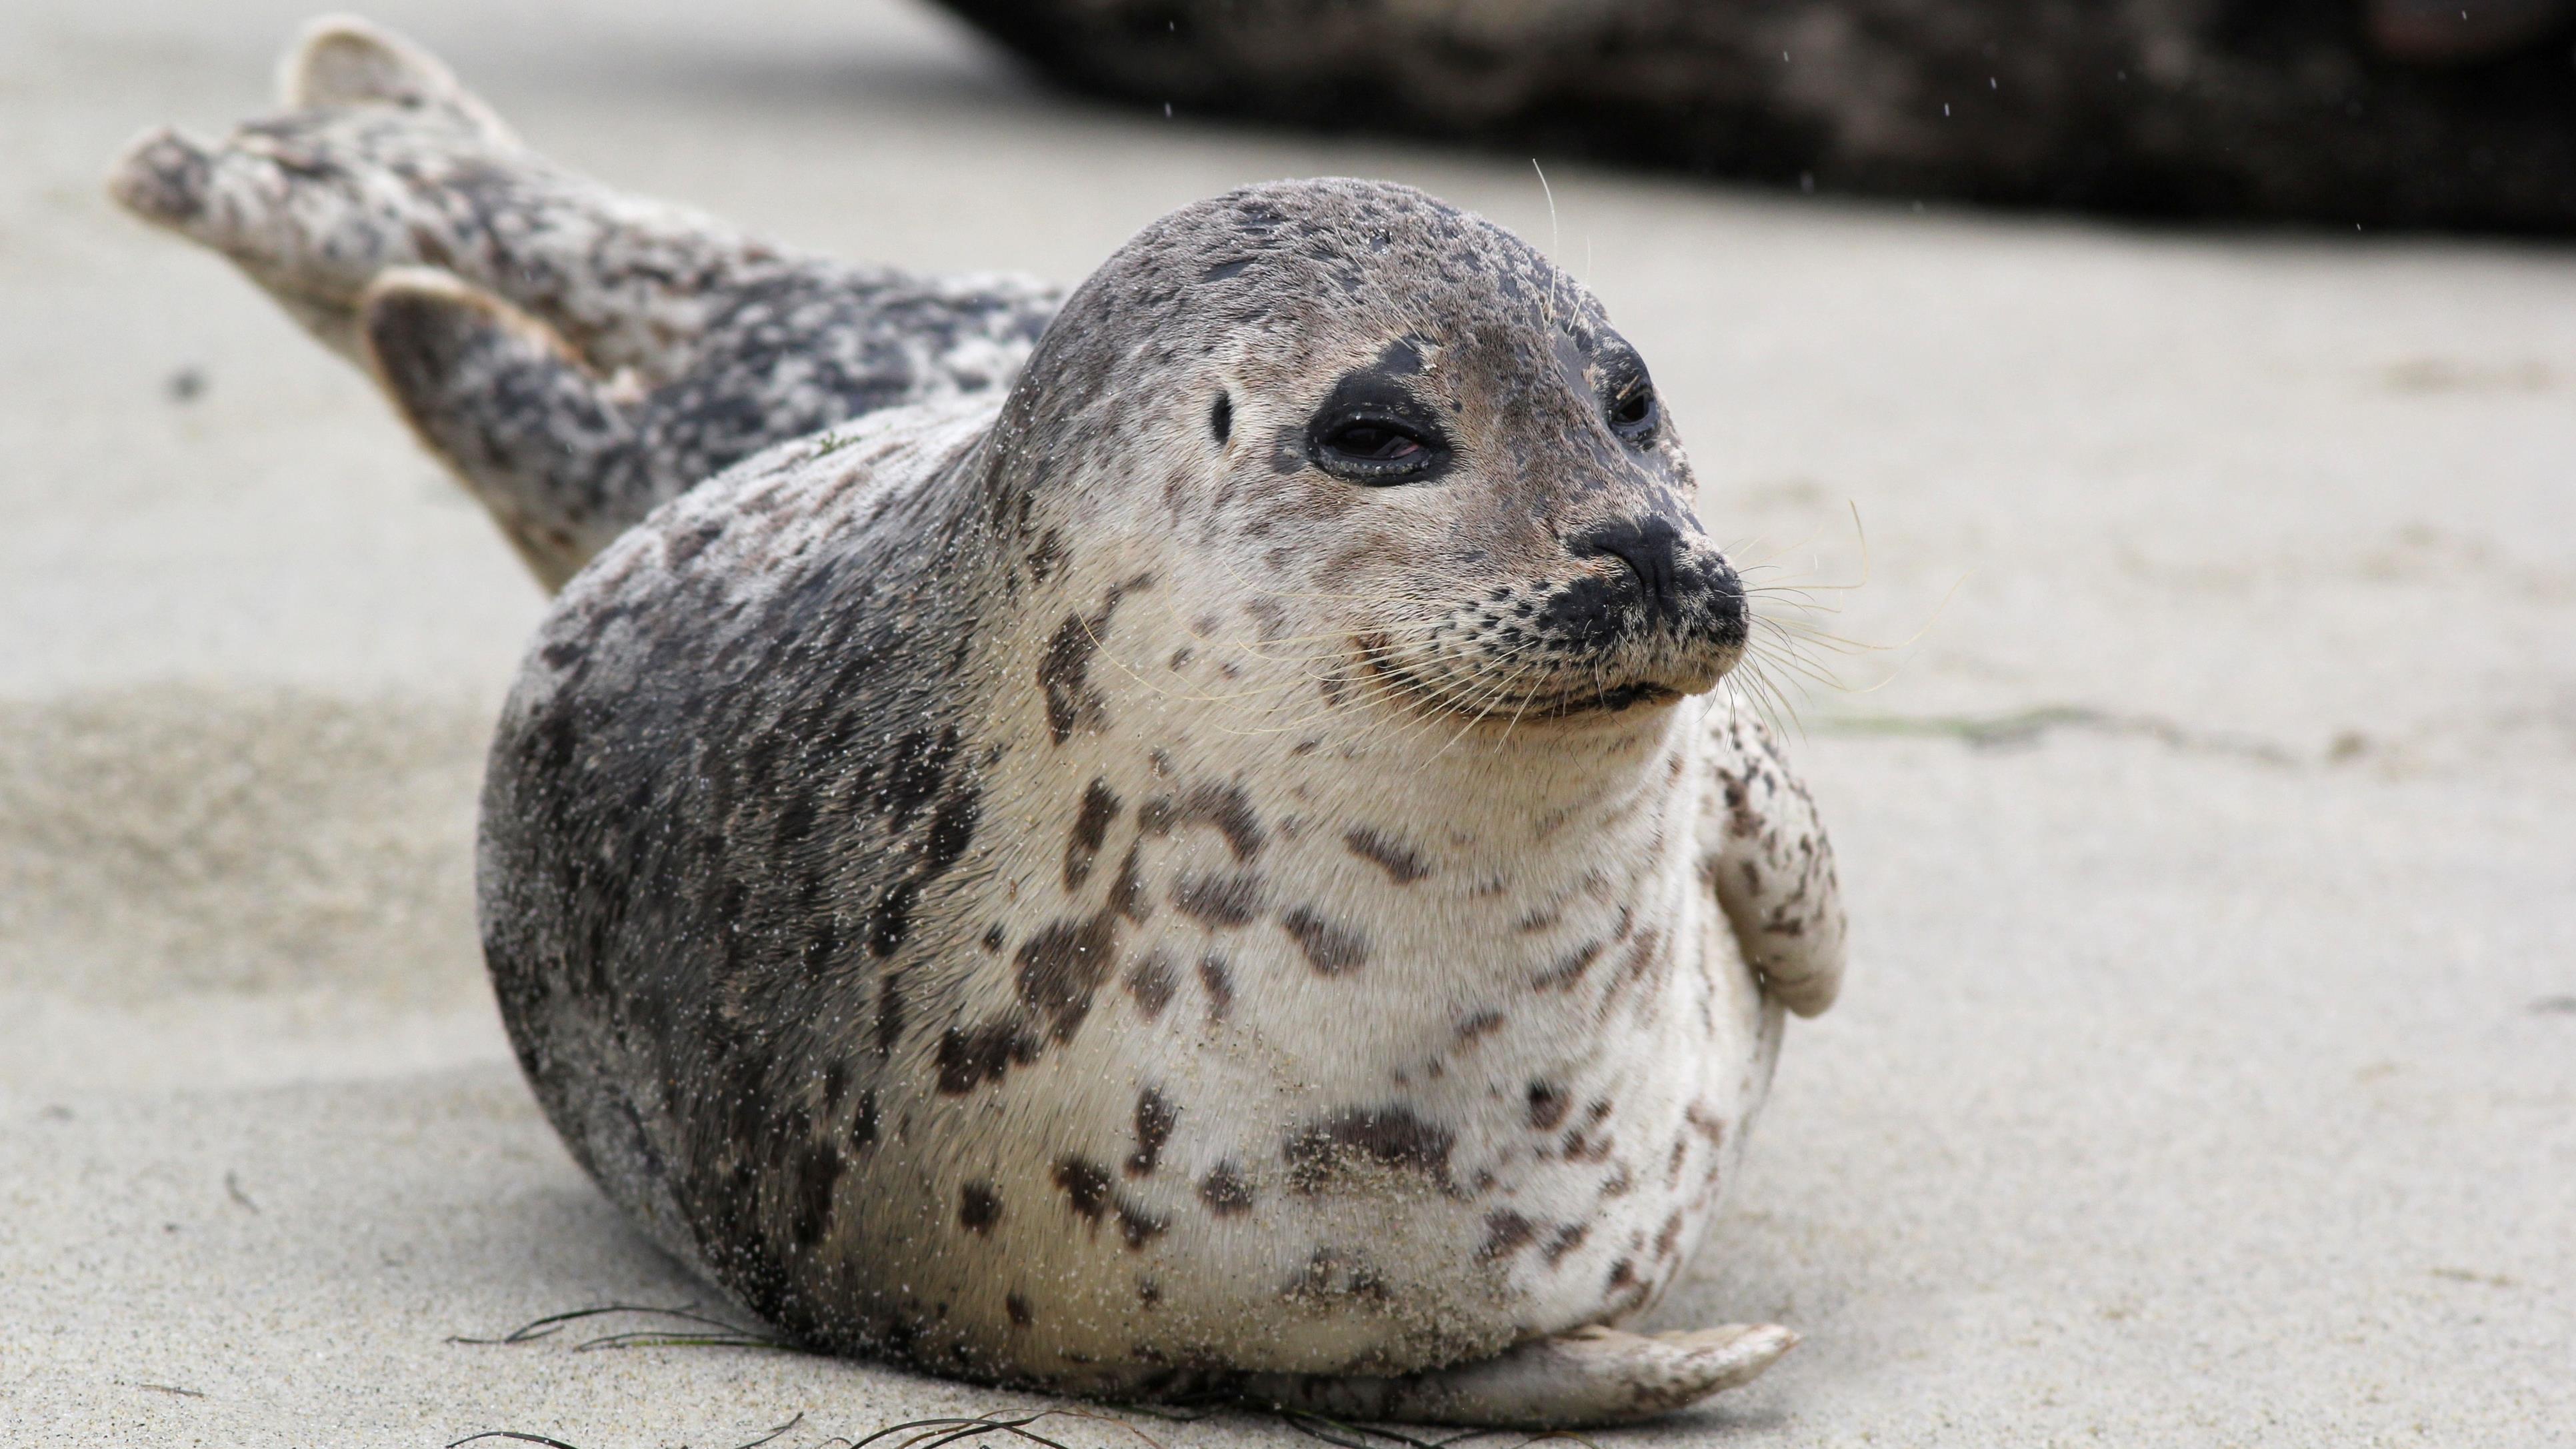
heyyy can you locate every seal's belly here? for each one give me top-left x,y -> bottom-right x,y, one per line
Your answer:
812,864 -> 1781,1382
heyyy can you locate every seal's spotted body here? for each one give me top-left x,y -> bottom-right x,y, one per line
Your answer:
111,20 -> 1845,1426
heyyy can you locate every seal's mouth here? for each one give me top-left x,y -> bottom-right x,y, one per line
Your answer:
1357,642 -> 1700,723
1522,681 -> 1686,716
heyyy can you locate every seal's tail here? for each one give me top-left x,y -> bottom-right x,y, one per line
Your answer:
106,16 -> 1060,589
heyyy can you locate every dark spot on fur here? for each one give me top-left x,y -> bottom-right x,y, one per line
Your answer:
1480,1210 -> 1539,1261
1285,1105 -> 1455,1192
920,788 -> 980,876
1117,1200 -> 1168,1249
1027,527 -> 1067,583
1129,1089 -> 1179,1177
1125,950 -> 1178,1019
1684,1102 -> 1729,1146
1527,1082 -> 1569,1131
1198,955 -> 1235,1021
1039,593 -> 1123,743
791,1141 -> 843,1248
1557,1099 -> 1615,1163
875,973 -> 907,1056
1533,940 -> 1603,990
937,1018 -> 1041,1094
1209,392 -> 1233,442
1109,844 -> 1152,921
1281,907 -> 1369,975
1173,870 -> 1265,926
871,726 -> 960,824
851,1088 -> 879,1149
865,878 -> 919,958
1285,1246 -> 1392,1304
959,1181 -> 1003,1234
1139,782 -> 1266,860
1064,779 -> 1121,890
1199,1161 -> 1255,1215
1054,1156 -> 1113,1220
1343,828 -> 1430,883
1005,1292 -> 1034,1326
1377,336 -> 1425,376
1654,1210 -> 1687,1260
1055,1156 -> 1165,1247
1455,1010 -> 1505,1044
1543,1224 -> 1590,1266
1016,911 -> 1123,1041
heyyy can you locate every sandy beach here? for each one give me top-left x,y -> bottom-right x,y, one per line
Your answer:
3,1 -> 2571,1443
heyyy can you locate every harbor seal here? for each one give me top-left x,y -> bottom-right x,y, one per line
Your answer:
109,19 -> 1847,1427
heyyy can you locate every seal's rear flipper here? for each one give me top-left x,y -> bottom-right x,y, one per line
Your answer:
361,269 -> 642,591
278,15 -> 516,143
109,17 -> 1057,586
103,17 -> 767,383
1241,1322 -> 1797,1428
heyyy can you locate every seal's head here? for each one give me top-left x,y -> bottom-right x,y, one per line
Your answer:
987,177 -> 1746,727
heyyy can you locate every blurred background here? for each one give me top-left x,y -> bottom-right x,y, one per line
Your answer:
942,0 -> 2576,232
1,2 -> 2569,1446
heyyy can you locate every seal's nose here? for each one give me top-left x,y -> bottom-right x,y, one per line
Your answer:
1570,515 -> 1743,639
1572,517 -> 1684,623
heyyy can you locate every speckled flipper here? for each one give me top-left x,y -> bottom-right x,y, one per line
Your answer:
359,269 -> 639,588
1701,695 -> 1848,1016
107,16 -> 1061,583
1243,1323 -> 1798,1428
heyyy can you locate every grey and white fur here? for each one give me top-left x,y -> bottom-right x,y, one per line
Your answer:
109,17 -> 1847,1428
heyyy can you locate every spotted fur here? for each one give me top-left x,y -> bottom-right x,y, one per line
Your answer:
108,19 -> 1846,1428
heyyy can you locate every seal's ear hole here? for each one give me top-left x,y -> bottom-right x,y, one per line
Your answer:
1210,393 -> 1233,445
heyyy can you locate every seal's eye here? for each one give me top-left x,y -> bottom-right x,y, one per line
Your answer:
1305,369 -> 1451,485
1600,343 -> 1660,447
1327,422 -> 1422,462
1315,417 -> 1439,481
1609,386 -> 1656,436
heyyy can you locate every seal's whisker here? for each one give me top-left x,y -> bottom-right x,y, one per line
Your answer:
1444,655 -> 1554,757
1743,625 -> 1849,689
1743,653 -> 1814,736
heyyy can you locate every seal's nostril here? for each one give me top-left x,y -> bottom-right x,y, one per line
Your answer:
1571,517 -> 1686,623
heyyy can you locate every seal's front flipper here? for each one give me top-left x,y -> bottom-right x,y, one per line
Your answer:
1701,697 -> 1847,1017
361,269 -> 642,590
1242,1322 -> 1797,1428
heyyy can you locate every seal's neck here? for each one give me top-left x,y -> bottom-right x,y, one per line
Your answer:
1297,707 -> 1691,870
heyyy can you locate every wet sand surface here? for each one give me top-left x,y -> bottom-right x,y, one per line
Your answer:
3,2 -> 2571,1443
